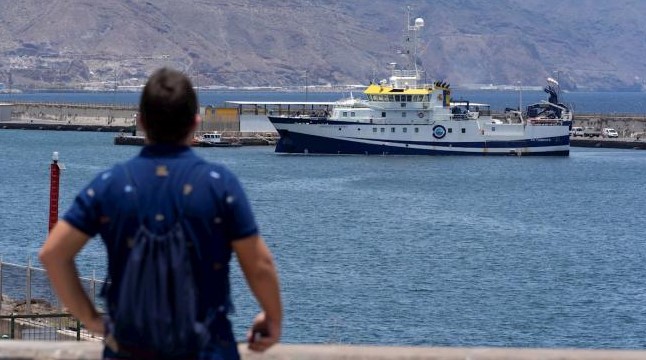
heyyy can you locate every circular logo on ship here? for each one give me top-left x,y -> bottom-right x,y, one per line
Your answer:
432,125 -> 447,139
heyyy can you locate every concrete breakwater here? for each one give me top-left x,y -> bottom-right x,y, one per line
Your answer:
6,102 -> 137,128
1,121 -> 133,133
113,132 -> 278,146
571,113 -> 646,138
570,138 -> 646,150
2,102 -> 646,148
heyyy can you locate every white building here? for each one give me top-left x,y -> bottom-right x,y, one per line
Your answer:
0,103 -> 13,122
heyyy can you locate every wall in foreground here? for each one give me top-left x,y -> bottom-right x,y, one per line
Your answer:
1,342 -> 646,360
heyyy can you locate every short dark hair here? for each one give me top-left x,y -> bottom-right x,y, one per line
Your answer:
139,68 -> 198,144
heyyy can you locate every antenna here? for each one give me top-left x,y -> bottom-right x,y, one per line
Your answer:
405,6 -> 424,74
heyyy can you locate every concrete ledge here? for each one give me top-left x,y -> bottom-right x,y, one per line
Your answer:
2,342 -> 646,360
0,341 -> 101,359
570,137 -> 646,150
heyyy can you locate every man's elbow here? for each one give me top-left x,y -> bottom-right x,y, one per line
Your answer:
251,254 -> 278,282
259,252 -> 278,272
38,246 -> 57,268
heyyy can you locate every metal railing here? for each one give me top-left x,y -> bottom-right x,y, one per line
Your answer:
0,313 -> 94,341
0,259 -> 105,316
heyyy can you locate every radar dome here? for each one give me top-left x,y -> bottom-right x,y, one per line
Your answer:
415,18 -> 424,27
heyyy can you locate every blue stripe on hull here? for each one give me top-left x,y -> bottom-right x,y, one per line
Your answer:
275,130 -> 569,156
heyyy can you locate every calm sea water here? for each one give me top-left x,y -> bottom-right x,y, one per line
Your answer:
1,90 -> 645,114
1,129 -> 645,348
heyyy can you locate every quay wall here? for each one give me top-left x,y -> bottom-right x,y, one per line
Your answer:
572,114 -> 646,138
2,103 -> 646,148
1,342 -> 646,360
5,102 -> 137,128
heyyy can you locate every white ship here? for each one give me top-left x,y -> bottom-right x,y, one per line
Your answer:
268,10 -> 572,156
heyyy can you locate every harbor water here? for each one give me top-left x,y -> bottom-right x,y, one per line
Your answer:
1,128 -> 645,348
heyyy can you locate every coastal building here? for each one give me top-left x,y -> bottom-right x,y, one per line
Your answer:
201,105 -> 240,132
0,103 -> 12,122
201,102 -> 333,133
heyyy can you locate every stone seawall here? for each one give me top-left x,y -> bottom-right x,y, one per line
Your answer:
8,102 -> 137,128
2,103 -> 646,149
572,114 -> 646,138
1,121 -> 133,133
570,138 -> 646,150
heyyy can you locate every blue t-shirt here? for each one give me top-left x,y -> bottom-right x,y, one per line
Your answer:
64,144 -> 258,340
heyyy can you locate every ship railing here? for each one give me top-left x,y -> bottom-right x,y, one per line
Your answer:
391,70 -> 420,78
527,118 -> 566,126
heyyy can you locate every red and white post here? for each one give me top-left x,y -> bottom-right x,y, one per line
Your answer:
48,151 -> 61,232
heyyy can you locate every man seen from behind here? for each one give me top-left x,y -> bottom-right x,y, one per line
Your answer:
39,67 -> 282,360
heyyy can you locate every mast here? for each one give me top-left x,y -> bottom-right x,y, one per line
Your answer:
391,6 -> 424,88
405,6 -> 424,75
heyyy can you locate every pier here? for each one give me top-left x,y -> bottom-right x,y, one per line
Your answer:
0,102 -> 645,149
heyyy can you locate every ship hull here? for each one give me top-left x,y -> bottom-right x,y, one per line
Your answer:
270,117 -> 570,156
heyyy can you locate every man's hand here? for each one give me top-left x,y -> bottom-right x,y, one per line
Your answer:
84,314 -> 105,336
246,311 -> 281,352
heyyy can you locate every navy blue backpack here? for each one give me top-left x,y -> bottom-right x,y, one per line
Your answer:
108,164 -> 213,359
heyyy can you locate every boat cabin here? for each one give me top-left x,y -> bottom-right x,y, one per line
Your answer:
450,101 -> 491,120
202,132 -> 222,143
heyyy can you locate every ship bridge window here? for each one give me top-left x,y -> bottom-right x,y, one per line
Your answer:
406,95 -> 412,102
343,111 -> 348,117
395,95 -> 401,102
403,127 -> 408,133
461,128 -> 466,133
401,103 -> 406,108
373,127 -> 377,132
351,112 -> 356,117
381,112 -> 386,117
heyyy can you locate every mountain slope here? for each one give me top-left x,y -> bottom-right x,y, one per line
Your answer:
0,0 -> 644,91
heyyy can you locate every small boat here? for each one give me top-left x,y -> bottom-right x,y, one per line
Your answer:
114,133 -> 145,146
192,131 -> 241,147
267,9 -> 571,156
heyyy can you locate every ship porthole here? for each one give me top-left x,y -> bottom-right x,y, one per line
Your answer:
418,112 -> 424,118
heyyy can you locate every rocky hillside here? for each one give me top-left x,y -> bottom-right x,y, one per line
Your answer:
0,0 -> 644,91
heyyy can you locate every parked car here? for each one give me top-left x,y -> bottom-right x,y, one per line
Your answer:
570,126 -> 584,137
583,127 -> 601,137
602,128 -> 619,138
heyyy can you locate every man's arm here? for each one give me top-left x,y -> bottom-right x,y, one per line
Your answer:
38,220 -> 104,335
232,234 -> 282,352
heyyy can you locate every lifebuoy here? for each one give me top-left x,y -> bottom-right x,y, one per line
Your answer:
418,112 -> 424,118
432,125 -> 447,139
